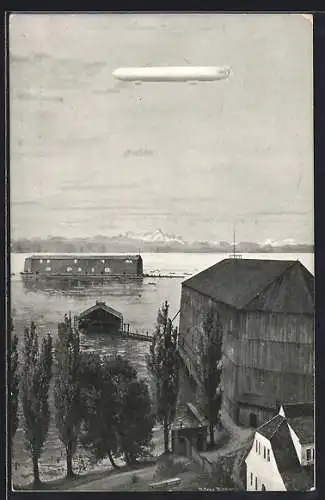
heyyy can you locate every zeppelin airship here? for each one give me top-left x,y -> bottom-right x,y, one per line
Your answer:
112,66 -> 231,82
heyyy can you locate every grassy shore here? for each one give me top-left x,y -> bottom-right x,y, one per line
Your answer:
13,460 -> 157,491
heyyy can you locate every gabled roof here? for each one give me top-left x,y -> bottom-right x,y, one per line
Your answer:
182,258 -> 314,313
280,402 -> 314,444
252,411 -> 314,491
270,420 -> 314,491
77,301 -> 123,321
257,414 -> 285,439
288,416 -> 314,445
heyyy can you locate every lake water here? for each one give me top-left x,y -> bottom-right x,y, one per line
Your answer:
10,252 -> 314,486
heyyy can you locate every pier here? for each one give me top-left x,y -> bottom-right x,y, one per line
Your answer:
120,322 -> 153,341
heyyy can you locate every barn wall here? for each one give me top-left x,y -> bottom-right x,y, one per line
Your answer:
238,406 -> 275,428
28,256 -> 141,275
179,285 -> 239,413
224,311 -> 314,420
242,311 -> 314,345
179,285 -> 314,426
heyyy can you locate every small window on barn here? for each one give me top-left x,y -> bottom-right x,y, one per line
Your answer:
104,267 -> 111,273
306,448 -> 312,461
40,259 -> 43,263
78,267 -> 82,272
45,266 -> 51,272
47,259 -> 51,263
267,449 -> 270,462
74,259 -> 78,264
66,267 -> 72,272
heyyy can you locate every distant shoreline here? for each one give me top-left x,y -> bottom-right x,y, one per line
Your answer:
11,248 -> 313,255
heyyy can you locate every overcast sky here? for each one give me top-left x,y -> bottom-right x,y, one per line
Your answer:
10,13 -> 313,244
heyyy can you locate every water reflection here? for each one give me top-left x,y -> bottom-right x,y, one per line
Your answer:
21,276 -> 144,297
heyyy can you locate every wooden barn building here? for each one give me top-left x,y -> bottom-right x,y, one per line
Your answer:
178,258 -> 314,428
22,254 -> 143,278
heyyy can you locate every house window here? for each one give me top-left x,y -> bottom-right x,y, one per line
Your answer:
66,267 -> 72,272
267,449 -> 270,462
74,259 -> 78,264
40,259 -> 43,263
47,259 -> 51,263
78,267 -> 82,272
261,484 -> 266,491
263,446 -> 266,459
91,268 -> 95,273
104,267 -> 111,273
258,442 -> 261,455
125,259 -> 133,264
45,267 -> 51,271
255,440 -> 258,453
250,473 -> 253,486
312,448 -> 315,460
255,477 -> 258,490
306,448 -> 312,461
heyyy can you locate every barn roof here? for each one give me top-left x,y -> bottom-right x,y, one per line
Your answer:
29,254 -> 141,261
77,301 -> 123,321
183,258 -> 314,314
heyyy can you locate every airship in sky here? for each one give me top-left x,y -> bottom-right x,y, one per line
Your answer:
112,66 -> 231,83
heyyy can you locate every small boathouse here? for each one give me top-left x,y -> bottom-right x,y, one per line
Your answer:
76,301 -> 123,334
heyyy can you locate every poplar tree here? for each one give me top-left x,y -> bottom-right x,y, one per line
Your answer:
79,353 -> 120,468
117,378 -> 154,464
200,307 -> 223,447
21,323 -> 53,487
54,314 -> 81,479
10,328 -> 19,442
147,301 -> 179,453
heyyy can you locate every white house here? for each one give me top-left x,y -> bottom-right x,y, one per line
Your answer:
245,403 -> 314,491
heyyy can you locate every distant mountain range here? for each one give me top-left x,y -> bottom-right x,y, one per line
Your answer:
11,229 -> 313,254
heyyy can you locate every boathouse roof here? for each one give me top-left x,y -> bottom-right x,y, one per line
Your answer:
77,301 -> 123,321
182,259 -> 314,314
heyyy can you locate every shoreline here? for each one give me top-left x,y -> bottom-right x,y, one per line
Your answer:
13,459 -> 157,491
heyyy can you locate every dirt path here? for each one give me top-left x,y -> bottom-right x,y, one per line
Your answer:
70,464 -> 157,491
201,409 -> 253,462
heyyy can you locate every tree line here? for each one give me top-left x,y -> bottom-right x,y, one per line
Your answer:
10,315 -> 155,487
10,301 -> 224,488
